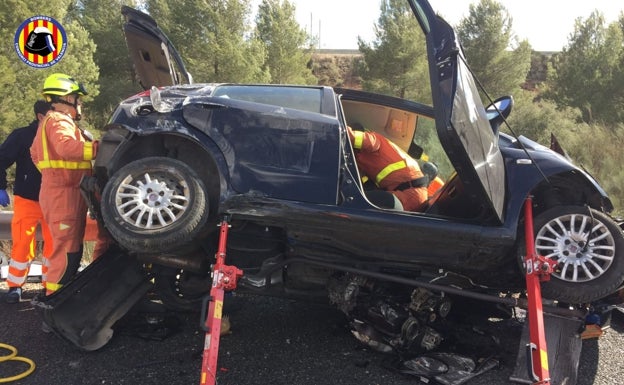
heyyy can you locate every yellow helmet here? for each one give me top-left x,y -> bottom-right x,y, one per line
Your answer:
42,73 -> 87,97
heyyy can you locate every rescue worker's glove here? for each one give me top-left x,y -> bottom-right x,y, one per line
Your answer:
0,189 -> 9,207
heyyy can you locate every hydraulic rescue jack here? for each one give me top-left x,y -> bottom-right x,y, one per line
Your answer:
522,196 -> 557,385
199,215 -> 243,385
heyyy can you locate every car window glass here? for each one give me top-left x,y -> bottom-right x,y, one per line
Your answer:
212,85 -> 323,114
451,54 -> 505,217
413,115 -> 453,180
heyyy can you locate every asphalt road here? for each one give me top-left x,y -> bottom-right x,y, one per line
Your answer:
1,281 -> 623,385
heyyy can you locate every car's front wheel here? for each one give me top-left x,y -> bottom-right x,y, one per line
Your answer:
529,205 -> 624,303
101,156 -> 209,253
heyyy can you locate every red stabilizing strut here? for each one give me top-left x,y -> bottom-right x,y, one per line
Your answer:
200,215 -> 243,385
523,196 -> 551,385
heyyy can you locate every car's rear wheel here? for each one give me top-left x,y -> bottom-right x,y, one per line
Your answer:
529,205 -> 624,303
101,156 -> 209,253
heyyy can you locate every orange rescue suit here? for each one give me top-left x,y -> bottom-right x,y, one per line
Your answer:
30,110 -> 108,294
349,127 -> 428,211
8,196 -> 53,287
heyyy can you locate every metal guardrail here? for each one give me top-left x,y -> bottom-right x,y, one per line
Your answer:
1,211 -> 99,280
0,211 -> 98,241
0,211 -> 12,240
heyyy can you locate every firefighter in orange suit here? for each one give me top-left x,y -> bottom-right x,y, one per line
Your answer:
30,73 -> 109,296
0,100 -> 54,303
348,125 -> 428,211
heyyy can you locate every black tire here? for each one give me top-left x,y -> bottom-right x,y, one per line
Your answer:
527,206 -> 624,303
153,269 -> 211,312
101,157 -> 209,253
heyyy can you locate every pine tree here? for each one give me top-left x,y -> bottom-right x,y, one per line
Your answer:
146,0 -> 269,83
547,11 -> 624,125
71,0 -> 141,129
254,0 -> 316,85
456,0 -> 531,100
357,0 -> 429,102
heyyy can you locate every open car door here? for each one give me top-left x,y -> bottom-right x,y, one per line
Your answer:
409,0 -> 506,222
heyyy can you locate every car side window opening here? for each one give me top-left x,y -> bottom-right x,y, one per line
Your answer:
341,100 -> 454,213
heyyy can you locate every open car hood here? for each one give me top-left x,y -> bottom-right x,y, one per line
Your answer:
121,5 -> 192,89
121,2 -> 505,222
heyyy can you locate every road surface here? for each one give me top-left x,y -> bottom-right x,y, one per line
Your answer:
1,282 -> 623,385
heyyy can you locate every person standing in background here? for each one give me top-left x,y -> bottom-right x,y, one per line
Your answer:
0,100 -> 53,303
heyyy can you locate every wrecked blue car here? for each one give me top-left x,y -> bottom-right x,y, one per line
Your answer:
61,0 -> 624,353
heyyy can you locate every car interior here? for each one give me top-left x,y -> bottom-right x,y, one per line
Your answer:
340,99 -> 488,221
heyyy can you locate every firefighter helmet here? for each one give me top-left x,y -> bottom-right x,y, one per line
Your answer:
42,73 -> 88,97
25,26 -> 56,56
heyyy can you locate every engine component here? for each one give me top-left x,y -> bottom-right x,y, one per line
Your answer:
328,274 -> 450,354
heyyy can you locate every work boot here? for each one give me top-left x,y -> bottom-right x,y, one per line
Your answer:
5,287 -> 22,304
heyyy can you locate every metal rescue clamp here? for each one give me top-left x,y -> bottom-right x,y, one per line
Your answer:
199,215 -> 243,385
510,196 -> 584,385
